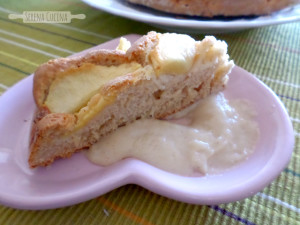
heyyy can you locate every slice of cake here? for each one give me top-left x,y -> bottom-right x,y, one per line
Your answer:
29,31 -> 234,168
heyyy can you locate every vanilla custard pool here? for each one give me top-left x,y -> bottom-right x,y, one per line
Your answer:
87,93 -> 259,176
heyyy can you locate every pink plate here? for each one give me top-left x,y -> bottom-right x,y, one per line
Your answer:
0,35 -> 294,210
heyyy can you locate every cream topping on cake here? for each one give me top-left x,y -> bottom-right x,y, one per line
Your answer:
116,37 -> 132,52
150,33 -> 196,75
45,62 -> 142,113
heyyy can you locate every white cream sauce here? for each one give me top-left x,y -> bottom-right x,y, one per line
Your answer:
86,93 -> 259,176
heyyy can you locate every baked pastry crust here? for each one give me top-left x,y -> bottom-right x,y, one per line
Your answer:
128,0 -> 300,17
29,32 -> 234,168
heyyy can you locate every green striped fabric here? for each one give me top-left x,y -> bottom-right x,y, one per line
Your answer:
0,0 -> 299,224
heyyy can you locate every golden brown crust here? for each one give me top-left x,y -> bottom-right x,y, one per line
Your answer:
126,31 -> 160,65
128,0 -> 300,17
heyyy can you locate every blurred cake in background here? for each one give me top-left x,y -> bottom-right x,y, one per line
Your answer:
128,0 -> 300,17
